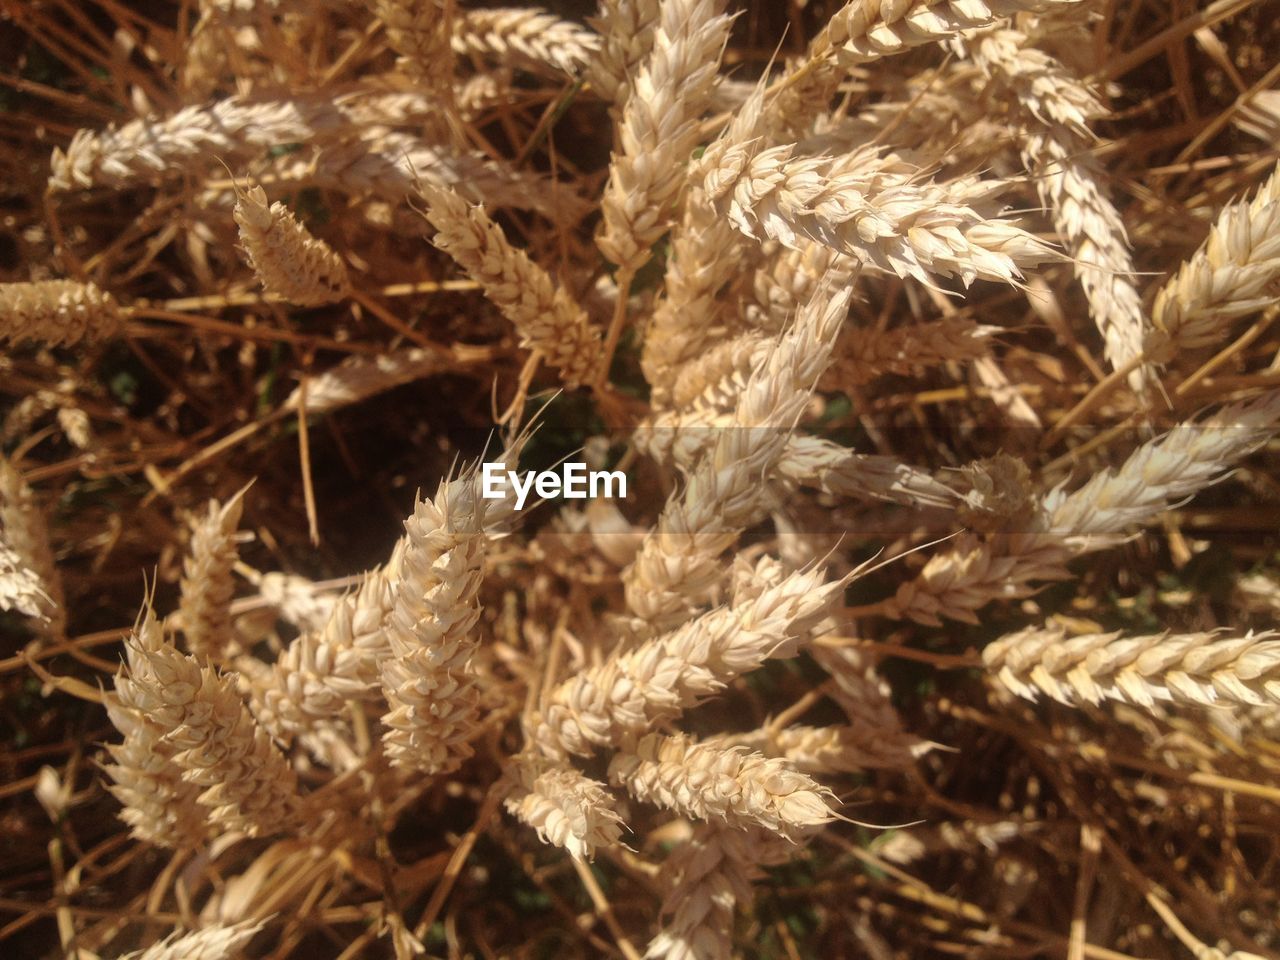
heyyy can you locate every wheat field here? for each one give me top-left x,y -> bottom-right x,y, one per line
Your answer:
2,1 -> 1280,957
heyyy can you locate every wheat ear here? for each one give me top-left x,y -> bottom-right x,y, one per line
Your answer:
283,348 -> 451,415
986,625 -> 1280,710
596,0 -> 733,272
967,28 -> 1147,385
233,183 -> 351,306
0,458 -> 64,636
372,0 -> 456,88
0,280 -> 120,347
178,487 -> 248,665
747,241 -> 860,333
586,0 -> 662,108
824,317 -> 1000,387
537,560 -> 842,757
503,754 -> 626,861
646,822 -> 796,960
709,145 -> 1057,288
1148,159 -> 1280,357
454,7 -> 600,77
624,286 -> 849,625
417,181 -> 601,387
113,606 -> 299,836
608,733 -> 837,840
123,919 -> 267,960
0,536 -> 49,621
887,391 -> 1280,624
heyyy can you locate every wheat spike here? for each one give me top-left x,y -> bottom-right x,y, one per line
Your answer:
373,0 -> 456,87
503,754 -> 626,861
233,184 -> 351,307
178,487 -> 248,665
283,348 -> 450,415
0,458 -> 64,637
454,7 -> 600,77
709,144 -> 1057,288
0,280 -> 120,347
747,241 -> 860,333
608,733 -> 837,840
1148,159 -> 1280,357
824,317 -> 1000,387
624,287 -> 849,625
586,0 -> 662,108
715,721 -> 929,774
123,919 -> 267,960
966,28 -> 1148,386
0,535 -> 49,621
537,560 -> 842,757
986,625 -> 1280,710
596,0 -> 733,272
417,181 -> 601,387
113,607 -> 299,836
887,391 -> 1280,624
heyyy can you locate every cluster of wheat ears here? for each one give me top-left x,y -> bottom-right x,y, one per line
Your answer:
2,0 -> 1280,957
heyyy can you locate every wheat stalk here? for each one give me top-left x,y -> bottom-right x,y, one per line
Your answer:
177,488 -> 249,667
0,280 -> 120,347
417,181 -> 601,387
986,624 -> 1280,710
596,0 -> 733,272
233,183 -> 352,306
608,732 -> 837,840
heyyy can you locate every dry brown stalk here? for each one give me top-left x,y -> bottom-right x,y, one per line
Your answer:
112,607 -> 300,837
453,7 -> 600,78
596,0 -> 733,273
707,145 -> 1057,288
122,918 -> 267,960
417,181 -> 601,387
0,458 -> 64,637
537,560 -> 842,757
887,391 -> 1280,624
0,280 -> 121,347
1148,160 -> 1280,358
624,287 -> 849,625
233,183 -> 352,306
985,624 -> 1280,710
502,754 -> 626,861
178,488 -> 247,666
608,732 -> 837,840
966,28 -> 1148,386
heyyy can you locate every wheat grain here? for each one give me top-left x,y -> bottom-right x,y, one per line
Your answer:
586,0 -> 662,108
596,0 -> 733,272
233,184 -> 352,306
179,488 -> 248,665
986,624 -> 1280,710
0,280 -> 120,347
608,733 -> 837,840
417,181 -> 601,387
